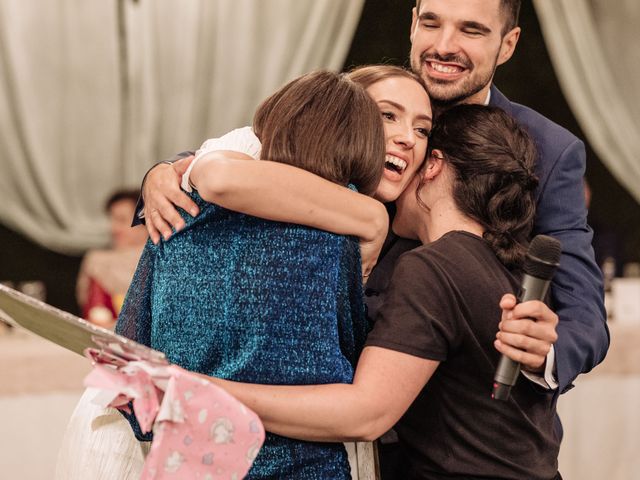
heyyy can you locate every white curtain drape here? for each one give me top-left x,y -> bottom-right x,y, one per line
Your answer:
0,0 -> 364,253
533,0 -> 640,204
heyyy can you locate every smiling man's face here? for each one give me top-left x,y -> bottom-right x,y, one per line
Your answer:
410,0 -> 519,108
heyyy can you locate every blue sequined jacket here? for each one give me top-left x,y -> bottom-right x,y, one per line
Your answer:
117,192 -> 367,479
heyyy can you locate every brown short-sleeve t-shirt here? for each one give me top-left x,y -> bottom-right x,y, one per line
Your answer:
366,231 -> 559,480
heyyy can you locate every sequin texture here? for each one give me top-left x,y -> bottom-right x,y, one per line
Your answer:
117,192 -> 367,479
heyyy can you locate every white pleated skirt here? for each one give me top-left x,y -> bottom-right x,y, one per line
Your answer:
55,388 -> 150,479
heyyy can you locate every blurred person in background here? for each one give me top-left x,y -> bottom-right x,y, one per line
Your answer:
76,189 -> 148,328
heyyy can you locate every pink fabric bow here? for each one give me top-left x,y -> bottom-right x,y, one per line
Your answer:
84,351 -> 265,479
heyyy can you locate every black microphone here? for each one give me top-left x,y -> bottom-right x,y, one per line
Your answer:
492,235 -> 562,401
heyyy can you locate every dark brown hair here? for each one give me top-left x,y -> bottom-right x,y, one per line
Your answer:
105,189 -> 140,213
346,64 -> 426,92
419,104 -> 538,268
415,0 -> 520,35
253,70 -> 385,196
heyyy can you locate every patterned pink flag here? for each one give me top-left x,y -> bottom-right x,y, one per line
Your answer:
84,355 -> 265,480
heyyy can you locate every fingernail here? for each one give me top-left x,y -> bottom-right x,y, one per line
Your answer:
190,208 -> 198,216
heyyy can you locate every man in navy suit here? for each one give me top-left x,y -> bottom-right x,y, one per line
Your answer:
364,2 -> 608,477
407,0 -> 608,398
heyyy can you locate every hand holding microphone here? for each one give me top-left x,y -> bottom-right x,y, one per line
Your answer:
492,235 -> 561,401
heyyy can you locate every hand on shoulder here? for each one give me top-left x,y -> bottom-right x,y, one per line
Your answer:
143,156 -> 199,244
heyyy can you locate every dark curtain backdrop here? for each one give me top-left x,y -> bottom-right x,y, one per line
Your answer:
1,0 -> 637,313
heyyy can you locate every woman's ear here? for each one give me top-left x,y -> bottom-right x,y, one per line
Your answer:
424,150 -> 445,180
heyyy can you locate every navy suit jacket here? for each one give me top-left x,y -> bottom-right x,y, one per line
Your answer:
489,85 -> 609,394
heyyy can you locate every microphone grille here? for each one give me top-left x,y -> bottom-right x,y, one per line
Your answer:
523,235 -> 561,280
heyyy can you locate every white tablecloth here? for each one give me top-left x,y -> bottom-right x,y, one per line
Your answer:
557,323 -> 640,480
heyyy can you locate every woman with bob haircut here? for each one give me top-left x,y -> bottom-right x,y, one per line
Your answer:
122,70 -> 386,478
59,70 -> 386,480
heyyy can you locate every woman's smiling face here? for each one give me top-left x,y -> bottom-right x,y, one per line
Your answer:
366,76 -> 432,203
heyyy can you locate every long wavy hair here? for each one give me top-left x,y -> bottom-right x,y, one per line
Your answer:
346,64 -> 426,92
